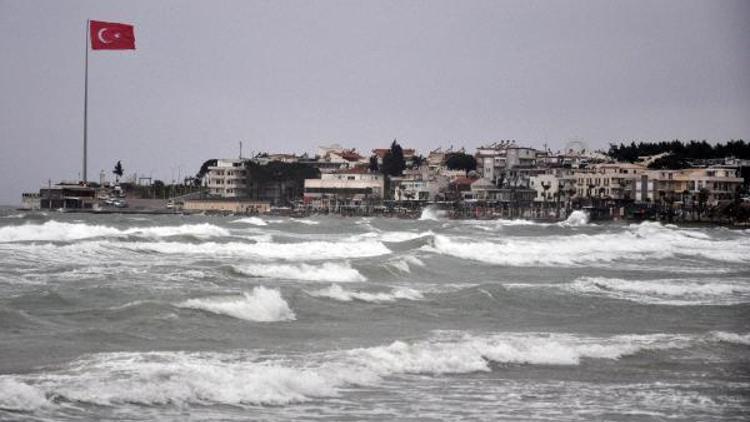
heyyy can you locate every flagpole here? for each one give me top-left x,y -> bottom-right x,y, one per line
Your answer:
83,19 -> 89,183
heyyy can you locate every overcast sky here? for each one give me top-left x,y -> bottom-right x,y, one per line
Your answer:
1,0 -> 748,205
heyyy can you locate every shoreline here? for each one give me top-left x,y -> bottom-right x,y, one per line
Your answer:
9,207 -> 749,229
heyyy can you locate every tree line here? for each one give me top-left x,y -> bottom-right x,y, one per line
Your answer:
608,139 -> 749,165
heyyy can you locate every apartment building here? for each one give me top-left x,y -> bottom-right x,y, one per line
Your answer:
635,167 -> 743,204
303,168 -> 385,206
205,159 -> 248,198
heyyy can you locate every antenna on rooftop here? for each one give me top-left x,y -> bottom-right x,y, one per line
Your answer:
239,141 -> 243,159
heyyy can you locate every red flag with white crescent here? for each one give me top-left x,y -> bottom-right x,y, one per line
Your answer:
90,20 -> 135,50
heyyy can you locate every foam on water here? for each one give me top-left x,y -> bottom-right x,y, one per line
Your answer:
559,210 -> 589,226
565,276 -> 750,305
234,262 -> 366,282
386,255 -> 426,273
176,286 -> 295,322
232,217 -> 268,226
711,331 -> 750,345
0,221 -> 230,242
419,206 -> 444,221
350,231 -> 433,243
0,378 -> 49,411
308,284 -> 423,303
122,239 -> 391,260
0,330 -> 721,410
428,222 -> 750,266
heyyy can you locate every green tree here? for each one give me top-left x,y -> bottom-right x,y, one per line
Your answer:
445,153 -> 477,174
113,161 -> 124,182
195,159 -> 218,186
381,139 -> 405,177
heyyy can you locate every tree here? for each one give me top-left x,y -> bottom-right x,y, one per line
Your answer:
445,153 -> 477,174
113,161 -> 124,182
381,139 -> 405,177
369,155 -> 379,172
195,159 -> 218,186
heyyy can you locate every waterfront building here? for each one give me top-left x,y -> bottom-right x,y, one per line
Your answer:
392,167 -> 449,202
634,167 -> 743,205
572,163 -> 646,200
33,183 -> 98,209
303,168 -> 385,207
205,158 -> 249,198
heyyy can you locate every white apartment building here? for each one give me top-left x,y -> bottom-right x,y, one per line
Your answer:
303,170 -> 385,206
392,171 -> 450,201
475,142 -> 539,187
205,159 -> 248,198
572,163 -> 646,200
634,167 -> 743,204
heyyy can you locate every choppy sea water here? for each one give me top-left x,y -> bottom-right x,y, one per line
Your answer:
0,208 -> 748,421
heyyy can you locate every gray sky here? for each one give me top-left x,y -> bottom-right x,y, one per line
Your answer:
1,0 -> 748,205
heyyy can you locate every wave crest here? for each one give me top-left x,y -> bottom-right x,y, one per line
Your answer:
176,287 -> 295,322
234,262 -> 366,282
0,221 -> 229,242
309,284 -> 423,303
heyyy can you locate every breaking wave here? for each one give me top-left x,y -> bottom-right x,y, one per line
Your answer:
428,222 -> 750,266
564,277 -> 750,305
232,217 -> 268,226
1,330 -> 726,410
233,262 -> 366,282
560,210 -> 589,226
308,284 -> 423,303
419,206 -> 445,221
176,287 -> 295,322
711,331 -> 750,345
0,221 -> 229,242
123,239 -> 391,260
386,255 -> 425,273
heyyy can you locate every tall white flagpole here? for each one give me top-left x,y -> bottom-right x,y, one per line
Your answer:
83,19 -> 89,183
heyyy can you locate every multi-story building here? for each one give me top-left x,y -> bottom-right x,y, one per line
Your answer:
634,167 -> 743,204
303,168 -> 385,207
392,168 -> 449,201
573,163 -> 645,200
475,142 -> 539,188
205,159 -> 248,198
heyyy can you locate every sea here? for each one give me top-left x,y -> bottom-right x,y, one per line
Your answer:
0,207 -> 748,421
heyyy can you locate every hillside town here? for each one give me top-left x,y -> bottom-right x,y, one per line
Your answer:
21,140 -> 750,224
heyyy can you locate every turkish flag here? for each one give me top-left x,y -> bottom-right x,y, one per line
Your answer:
90,20 -> 135,50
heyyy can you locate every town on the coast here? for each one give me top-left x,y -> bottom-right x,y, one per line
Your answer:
21,139 -> 750,224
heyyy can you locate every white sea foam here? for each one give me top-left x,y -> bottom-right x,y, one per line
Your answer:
560,210 -> 589,226
309,284 -> 423,303
711,331 -> 750,345
419,206 -> 445,221
0,221 -> 229,242
123,239 -> 391,260
565,277 -> 750,305
351,231 -> 433,243
0,330 -> 735,409
386,255 -> 425,273
125,224 -> 230,238
176,287 -> 295,322
0,377 -> 49,410
232,217 -> 268,226
234,262 -> 366,282
428,222 -> 750,266
290,218 -> 319,225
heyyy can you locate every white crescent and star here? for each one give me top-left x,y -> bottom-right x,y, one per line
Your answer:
97,27 -> 123,44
